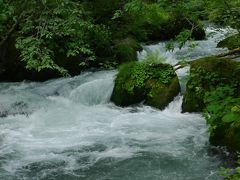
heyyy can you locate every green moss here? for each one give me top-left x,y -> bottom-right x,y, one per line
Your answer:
111,60 -> 180,109
146,77 -> 180,109
217,34 -> 240,50
182,57 -> 240,112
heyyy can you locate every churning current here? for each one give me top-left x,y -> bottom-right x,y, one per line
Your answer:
0,26 -> 233,179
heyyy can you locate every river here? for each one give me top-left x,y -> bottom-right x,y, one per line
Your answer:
0,26 -> 233,179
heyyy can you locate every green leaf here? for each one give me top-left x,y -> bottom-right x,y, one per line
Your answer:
222,112 -> 239,123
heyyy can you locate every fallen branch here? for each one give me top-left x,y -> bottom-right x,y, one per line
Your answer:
216,48 -> 240,58
173,61 -> 190,71
174,65 -> 187,71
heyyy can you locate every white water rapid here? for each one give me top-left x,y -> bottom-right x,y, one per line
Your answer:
0,27 -> 234,179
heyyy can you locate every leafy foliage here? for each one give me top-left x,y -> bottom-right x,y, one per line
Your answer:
219,153 -> 240,180
0,0 -> 14,38
166,30 -> 199,51
0,0 -> 239,78
204,86 -> 240,134
0,0 -> 171,75
117,54 -> 175,94
13,0 -> 111,75
112,0 -> 170,41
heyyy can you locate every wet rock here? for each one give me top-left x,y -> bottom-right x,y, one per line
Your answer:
182,57 -> 240,112
111,61 -> 180,109
217,34 -> 240,50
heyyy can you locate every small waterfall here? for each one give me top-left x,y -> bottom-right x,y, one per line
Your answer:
138,26 -> 234,65
69,71 -> 116,105
163,95 -> 183,113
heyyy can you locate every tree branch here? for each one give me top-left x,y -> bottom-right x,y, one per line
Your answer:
216,48 -> 240,58
174,61 -> 190,71
0,0 -> 27,48
0,14 -> 23,48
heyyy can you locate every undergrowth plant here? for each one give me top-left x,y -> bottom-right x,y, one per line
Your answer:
219,153 -> 240,180
140,50 -> 166,64
204,86 -> 240,134
117,53 -> 175,94
118,52 -> 175,93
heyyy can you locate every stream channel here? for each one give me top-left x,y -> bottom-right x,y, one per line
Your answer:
0,26 -> 235,179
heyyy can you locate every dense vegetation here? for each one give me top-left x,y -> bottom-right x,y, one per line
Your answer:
0,0 -> 239,80
3,0 -> 239,80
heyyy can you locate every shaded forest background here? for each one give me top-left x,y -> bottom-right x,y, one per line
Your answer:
0,0 -> 239,81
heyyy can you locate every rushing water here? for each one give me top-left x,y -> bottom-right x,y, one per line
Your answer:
0,27 -> 233,179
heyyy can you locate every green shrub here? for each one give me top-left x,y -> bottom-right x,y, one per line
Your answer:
204,86 -> 240,135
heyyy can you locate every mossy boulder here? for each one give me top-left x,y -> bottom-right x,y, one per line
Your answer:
111,61 -> 180,109
182,57 -> 240,112
217,34 -> 240,50
113,38 -> 142,64
183,57 -> 240,151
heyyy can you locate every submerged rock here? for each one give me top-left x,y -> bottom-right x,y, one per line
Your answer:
111,61 -> 180,109
182,56 -> 240,112
0,101 -> 30,117
217,33 -> 240,50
